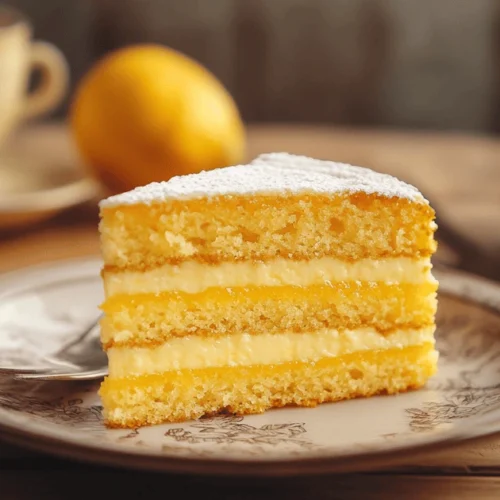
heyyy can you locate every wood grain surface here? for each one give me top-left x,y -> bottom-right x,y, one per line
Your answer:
6,0 -> 500,133
1,123 -> 500,498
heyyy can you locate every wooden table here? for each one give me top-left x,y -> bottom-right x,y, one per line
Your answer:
1,123 -> 500,498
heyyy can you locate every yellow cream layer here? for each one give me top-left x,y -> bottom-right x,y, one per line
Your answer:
107,326 -> 435,377
103,257 -> 434,296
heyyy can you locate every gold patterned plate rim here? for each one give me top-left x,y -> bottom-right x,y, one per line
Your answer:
0,257 -> 500,476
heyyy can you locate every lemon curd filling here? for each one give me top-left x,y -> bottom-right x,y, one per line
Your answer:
103,281 -> 438,311
107,326 -> 436,376
103,256 -> 434,296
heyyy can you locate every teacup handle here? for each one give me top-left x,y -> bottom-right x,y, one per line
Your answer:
22,41 -> 69,120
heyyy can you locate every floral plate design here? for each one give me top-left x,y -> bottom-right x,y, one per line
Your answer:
0,258 -> 500,475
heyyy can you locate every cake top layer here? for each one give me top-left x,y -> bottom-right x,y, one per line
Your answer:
99,152 -> 426,207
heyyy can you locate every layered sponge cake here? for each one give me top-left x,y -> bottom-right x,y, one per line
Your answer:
98,153 -> 438,428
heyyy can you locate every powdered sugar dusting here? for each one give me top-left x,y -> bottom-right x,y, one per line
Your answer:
99,153 -> 426,208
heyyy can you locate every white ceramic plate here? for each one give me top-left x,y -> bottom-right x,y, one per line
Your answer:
0,258 -> 500,476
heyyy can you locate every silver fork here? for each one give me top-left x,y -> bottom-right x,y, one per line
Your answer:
0,317 -> 108,381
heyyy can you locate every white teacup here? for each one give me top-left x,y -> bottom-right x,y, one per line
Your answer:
0,5 -> 68,148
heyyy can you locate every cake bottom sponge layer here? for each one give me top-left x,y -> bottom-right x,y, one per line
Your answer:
100,343 -> 438,428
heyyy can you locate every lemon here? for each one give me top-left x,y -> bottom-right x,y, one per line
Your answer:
70,44 -> 246,193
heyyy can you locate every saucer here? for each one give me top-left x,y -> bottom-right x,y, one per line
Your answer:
0,123 -> 99,231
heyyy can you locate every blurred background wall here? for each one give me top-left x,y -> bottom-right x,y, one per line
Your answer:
5,0 -> 500,132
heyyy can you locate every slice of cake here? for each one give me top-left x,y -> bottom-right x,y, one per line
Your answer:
98,152 -> 438,428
